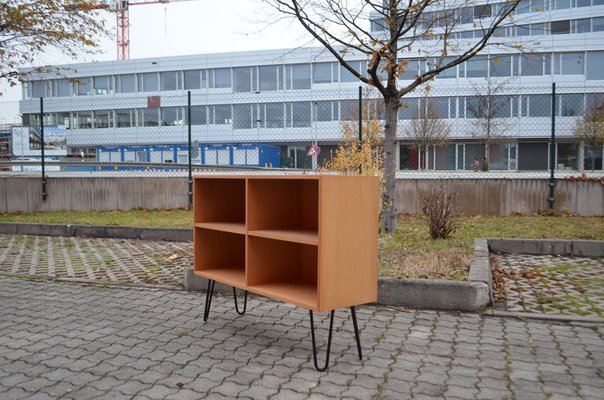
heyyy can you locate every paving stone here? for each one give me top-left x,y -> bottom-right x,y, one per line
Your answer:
0,246 -> 602,400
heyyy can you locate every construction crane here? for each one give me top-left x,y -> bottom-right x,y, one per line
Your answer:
68,1 -> 197,61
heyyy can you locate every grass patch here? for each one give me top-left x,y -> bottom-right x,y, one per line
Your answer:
0,208 -> 193,228
2,210 -> 603,281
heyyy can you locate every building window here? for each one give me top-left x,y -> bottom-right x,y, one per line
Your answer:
211,105 -> 231,124
92,76 -> 112,95
210,68 -> 231,88
139,73 -> 158,92
259,65 -> 280,91
473,4 -> 491,18
234,67 -> 255,93
53,79 -> 70,97
93,110 -> 112,128
117,74 -> 136,93
554,52 -> 584,75
554,0 -> 570,9
286,102 -> 311,127
315,101 -> 337,121
184,70 -> 202,90
593,17 -> 604,32
233,103 -> 255,129
285,64 -> 311,90
572,18 -> 591,33
531,23 -> 549,35
160,71 -> 181,91
340,60 -> 364,83
489,55 -> 512,77
558,94 -> 584,116
551,20 -> 571,35
76,78 -> 91,96
525,95 -> 552,117
399,59 -> 423,80
399,99 -> 419,120
263,103 -> 284,128
557,143 -> 579,170
520,54 -> 546,76
116,109 -> 135,127
139,108 -> 159,126
586,52 -> 604,80
75,111 -> 93,129
466,56 -> 488,78
161,106 -> 183,126
584,145 -> 603,170
434,57 -> 456,79
186,105 -> 206,125
313,62 -> 337,84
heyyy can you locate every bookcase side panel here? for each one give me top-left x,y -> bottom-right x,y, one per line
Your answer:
318,176 -> 379,311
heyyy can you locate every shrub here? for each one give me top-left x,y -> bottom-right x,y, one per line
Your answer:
418,181 -> 458,239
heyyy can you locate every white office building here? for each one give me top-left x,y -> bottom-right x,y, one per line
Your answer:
18,0 -> 604,171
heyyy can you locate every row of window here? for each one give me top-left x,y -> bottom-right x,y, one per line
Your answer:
371,0 -> 604,33
399,141 -> 603,171
452,16 -> 604,40
404,51 -> 603,80
24,50 -> 604,99
23,92 -> 601,130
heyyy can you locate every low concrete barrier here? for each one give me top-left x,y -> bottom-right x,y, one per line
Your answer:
2,176 -> 603,215
0,222 -> 192,242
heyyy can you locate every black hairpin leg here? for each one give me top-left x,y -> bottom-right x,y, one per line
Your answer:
309,310 -> 335,372
350,306 -> 362,360
233,287 -> 248,315
203,279 -> 215,322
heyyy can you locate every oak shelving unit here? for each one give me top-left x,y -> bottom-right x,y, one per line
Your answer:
193,175 -> 379,370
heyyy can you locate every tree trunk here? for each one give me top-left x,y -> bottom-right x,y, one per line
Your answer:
382,96 -> 399,233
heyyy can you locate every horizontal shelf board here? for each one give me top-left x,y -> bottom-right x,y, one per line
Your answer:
248,229 -> 318,245
195,222 -> 245,235
194,268 -> 246,288
248,281 -> 318,310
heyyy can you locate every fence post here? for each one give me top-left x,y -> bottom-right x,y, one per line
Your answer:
358,86 -> 362,174
548,82 -> 556,210
40,97 -> 47,201
187,91 -> 192,207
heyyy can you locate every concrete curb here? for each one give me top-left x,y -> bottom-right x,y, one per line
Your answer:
0,222 -> 192,242
482,309 -> 604,325
488,238 -> 604,258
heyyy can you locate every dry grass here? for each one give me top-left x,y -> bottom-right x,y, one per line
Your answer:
380,214 -> 604,281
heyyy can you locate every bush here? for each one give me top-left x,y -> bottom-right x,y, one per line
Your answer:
418,181 -> 458,239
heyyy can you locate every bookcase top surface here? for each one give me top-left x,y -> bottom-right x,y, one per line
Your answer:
194,174 -> 378,181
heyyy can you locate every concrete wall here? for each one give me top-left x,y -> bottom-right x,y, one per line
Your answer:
395,178 -> 604,216
1,176 -> 602,215
0,176 -> 189,212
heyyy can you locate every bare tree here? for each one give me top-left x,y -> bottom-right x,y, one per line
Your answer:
465,80 -> 513,170
0,0 -> 109,86
404,94 -> 450,170
574,95 -> 604,171
262,0 -> 521,232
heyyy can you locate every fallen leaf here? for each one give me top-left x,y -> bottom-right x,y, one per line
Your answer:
168,254 -> 179,260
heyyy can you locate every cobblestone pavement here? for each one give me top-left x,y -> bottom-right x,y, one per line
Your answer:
1,277 -> 603,400
492,254 -> 604,318
0,234 -> 190,287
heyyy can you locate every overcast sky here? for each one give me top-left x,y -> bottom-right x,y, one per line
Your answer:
0,0 -> 313,121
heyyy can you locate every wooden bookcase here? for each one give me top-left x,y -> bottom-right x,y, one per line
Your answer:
193,175 -> 379,312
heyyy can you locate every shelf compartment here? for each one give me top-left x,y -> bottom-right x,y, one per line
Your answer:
194,178 -> 246,224
195,222 -> 245,235
247,178 -> 318,233
194,228 -> 245,288
247,236 -> 318,309
247,229 -> 318,245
